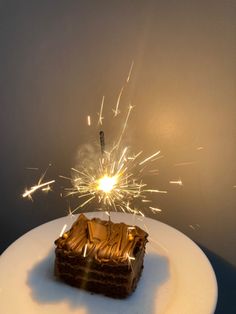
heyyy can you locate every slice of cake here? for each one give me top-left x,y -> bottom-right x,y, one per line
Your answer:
54,213 -> 148,298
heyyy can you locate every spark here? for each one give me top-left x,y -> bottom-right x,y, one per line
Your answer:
60,224 -> 67,237
26,167 -> 39,170
127,151 -> 143,160
138,210 -> 145,217
87,115 -> 91,126
174,161 -> 196,167
113,86 -> 123,117
189,224 -> 200,230
145,189 -> 168,194
68,206 -> 75,218
139,151 -> 161,166
197,146 -> 204,150
127,226 -> 136,230
148,169 -> 159,174
126,60 -> 134,83
149,206 -> 162,212
148,235 -> 169,254
22,180 -> 55,199
83,243 -> 88,257
116,104 -> 134,149
169,179 -> 183,186
126,253 -> 135,261
41,185 -> 52,193
98,96 -> 105,125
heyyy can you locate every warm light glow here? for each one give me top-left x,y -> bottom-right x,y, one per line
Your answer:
97,175 -> 118,193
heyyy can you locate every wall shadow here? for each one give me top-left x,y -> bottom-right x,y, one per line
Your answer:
199,245 -> 236,314
27,249 -> 169,314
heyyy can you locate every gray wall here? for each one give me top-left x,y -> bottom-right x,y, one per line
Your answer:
0,1 -> 235,266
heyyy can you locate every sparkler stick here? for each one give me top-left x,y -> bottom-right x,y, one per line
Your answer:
99,131 -> 105,155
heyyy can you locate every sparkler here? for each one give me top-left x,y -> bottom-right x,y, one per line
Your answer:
65,105 -> 167,216
23,62 -> 167,218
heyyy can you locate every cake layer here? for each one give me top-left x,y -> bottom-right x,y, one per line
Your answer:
54,262 -> 144,298
55,249 -> 145,285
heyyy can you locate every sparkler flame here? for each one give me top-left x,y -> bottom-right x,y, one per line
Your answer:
66,141 -> 165,215
97,175 -> 118,193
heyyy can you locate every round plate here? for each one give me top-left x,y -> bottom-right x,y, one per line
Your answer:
0,212 -> 217,314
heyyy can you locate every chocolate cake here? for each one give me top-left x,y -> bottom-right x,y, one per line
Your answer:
54,214 -> 148,298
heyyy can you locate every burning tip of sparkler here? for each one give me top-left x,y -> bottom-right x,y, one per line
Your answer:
97,175 -> 118,193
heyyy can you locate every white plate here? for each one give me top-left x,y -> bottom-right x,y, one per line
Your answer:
0,212 -> 217,314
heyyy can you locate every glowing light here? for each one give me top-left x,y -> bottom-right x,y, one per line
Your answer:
83,243 -> 88,257
116,104 -> 134,149
60,224 -> 67,237
113,86 -> 123,117
98,96 -> 105,125
174,161 -> 196,167
23,63 -> 169,219
97,175 -> 118,193
139,151 -> 161,165
126,253 -> 135,261
66,142 -> 162,214
23,180 -> 55,199
87,115 -> 91,126
149,206 -> 162,212
169,179 -> 183,186
126,60 -> 134,83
